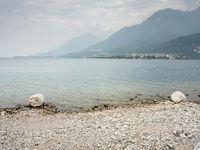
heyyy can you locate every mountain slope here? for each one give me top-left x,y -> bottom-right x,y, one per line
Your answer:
65,7 -> 200,57
39,32 -> 100,57
153,33 -> 200,58
64,33 -> 200,59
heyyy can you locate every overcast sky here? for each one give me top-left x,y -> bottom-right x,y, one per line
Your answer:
0,0 -> 200,57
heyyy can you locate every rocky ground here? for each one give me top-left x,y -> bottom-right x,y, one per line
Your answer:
0,101 -> 200,150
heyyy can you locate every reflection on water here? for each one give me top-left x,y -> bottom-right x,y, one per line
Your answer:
0,58 -> 200,108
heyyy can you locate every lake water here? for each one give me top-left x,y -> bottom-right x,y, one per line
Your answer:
0,58 -> 200,109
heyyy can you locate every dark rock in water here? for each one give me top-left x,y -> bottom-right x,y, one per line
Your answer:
0,103 -> 60,116
94,105 -> 99,109
103,104 -> 109,108
90,104 -> 115,111
0,106 -> 24,115
198,94 -> 200,98
42,103 -> 60,113
91,105 -> 99,111
130,98 -> 134,101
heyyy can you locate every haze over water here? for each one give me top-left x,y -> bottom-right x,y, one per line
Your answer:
0,58 -> 200,109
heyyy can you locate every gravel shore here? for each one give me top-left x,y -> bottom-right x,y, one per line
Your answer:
1,101 -> 200,150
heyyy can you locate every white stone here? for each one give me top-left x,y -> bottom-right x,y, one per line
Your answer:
194,142 -> 200,150
0,111 -> 6,116
29,94 -> 44,107
171,91 -> 186,103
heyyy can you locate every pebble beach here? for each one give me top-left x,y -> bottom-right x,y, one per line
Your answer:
1,101 -> 200,150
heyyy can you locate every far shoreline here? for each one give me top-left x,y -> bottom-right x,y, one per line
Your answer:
2,56 -> 200,60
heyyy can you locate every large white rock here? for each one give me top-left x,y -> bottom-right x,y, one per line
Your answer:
171,91 -> 186,103
194,142 -> 200,150
29,94 -> 44,107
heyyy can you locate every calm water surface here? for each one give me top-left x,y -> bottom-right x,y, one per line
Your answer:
0,58 -> 200,108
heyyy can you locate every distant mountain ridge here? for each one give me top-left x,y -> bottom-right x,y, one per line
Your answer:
153,33 -> 200,58
39,32 -> 100,57
63,7 -> 200,58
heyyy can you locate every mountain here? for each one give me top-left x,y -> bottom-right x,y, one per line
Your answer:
63,33 -> 200,59
153,33 -> 200,59
39,32 -> 100,57
64,7 -> 200,58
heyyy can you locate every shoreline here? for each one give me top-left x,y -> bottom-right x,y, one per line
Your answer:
1,95 -> 200,116
0,90 -> 199,115
1,100 -> 200,149
0,97 -> 168,116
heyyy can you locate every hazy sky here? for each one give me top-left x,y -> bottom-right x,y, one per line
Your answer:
0,0 -> 200,57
